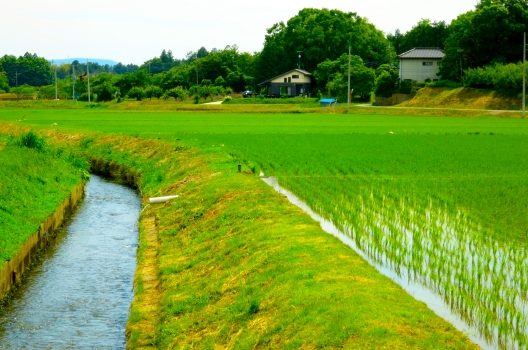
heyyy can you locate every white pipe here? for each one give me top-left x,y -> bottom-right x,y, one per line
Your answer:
148,195 -> 179,204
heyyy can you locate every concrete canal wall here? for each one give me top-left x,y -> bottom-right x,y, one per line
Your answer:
0,157 -> 141,302
0,181 -> 86,301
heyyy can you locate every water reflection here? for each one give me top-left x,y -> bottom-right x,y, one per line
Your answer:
264,175 -> 528,350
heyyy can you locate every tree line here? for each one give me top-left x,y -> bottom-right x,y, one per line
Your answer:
0,0 -> 526,101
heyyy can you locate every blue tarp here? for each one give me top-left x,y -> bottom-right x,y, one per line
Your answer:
320,98 -> 337,107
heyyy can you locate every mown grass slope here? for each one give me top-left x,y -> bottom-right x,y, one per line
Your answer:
0,132 -> 86,262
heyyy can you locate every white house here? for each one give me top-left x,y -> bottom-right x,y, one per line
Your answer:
398,48 -> 444,82
258,69 -> 312,97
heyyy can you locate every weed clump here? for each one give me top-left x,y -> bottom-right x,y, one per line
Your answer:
17,131 -> 46,152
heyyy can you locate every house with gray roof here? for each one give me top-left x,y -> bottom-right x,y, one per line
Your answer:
258,68 -> 312,97
398,48 -> 445,82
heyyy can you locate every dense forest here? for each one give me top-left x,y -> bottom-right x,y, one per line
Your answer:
0,0 -> 526,102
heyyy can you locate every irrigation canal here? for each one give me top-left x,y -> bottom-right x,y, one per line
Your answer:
0,175 -> 140,349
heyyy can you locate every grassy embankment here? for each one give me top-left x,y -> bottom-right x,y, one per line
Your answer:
0,131 -> 87,263
0,112 -> 476,348
398,87 -> 521,110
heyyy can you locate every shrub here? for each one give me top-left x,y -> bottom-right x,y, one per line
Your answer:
375,71 -> 397,97
18,131 -> 46,151
165,86 -> 188,101
145,86 -> 163,100
78,92 -> 96,102
426,80 -> 463,88
11,85 -> 36,99
94,82 -> 119,102
128,87 -> 146,101
214,76 -> 226,86
374,64 -> 399,98
397,79 -> 416,94
464,63 -> 523,93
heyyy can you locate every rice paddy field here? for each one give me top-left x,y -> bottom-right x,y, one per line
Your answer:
1,104 -> 528,348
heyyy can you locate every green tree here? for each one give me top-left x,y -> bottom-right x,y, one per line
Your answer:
90,72 -> 118,101
113,62 -> 139,74
388,19 -> 449,55
157,46 -> 255,92
441,0 -> 528,81
0,53 -> 52,87
143,49 -> 179,74
145,85 -> 163,100
165,86 -> 188,101
95,82 -> 118,102
255,8 -> 392,83
214,76 -> 226,86
159,64 -> 195,90
115,70 -> 150,96
374,64 -> 399,97
127,86 -> 146,101
0,55 -> 18,86
314,54 -> 375,101
0,71 -> 9,92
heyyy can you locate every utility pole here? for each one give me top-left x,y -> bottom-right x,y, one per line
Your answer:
14,68 -> 19,100
54,64 -> 58,100
347,46 -> 351,109
72,63 -> 76,100
523,32 -> 526,118
87,60 -> 91,103
297,51 -> 302,69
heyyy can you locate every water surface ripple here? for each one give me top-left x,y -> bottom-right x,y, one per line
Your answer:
0,175 -> 140,349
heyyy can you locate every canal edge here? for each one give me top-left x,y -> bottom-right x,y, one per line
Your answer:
0,180 -> 86,303
126,214 -> 161,349
88,157 -> 161,349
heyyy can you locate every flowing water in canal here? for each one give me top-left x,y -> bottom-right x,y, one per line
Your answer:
0,175 -> 140,349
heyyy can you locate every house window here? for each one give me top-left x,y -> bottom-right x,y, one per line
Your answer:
288,77 -> 291,83
284,78 -> 287,83
422,61 -> 433,66
292,74 -> 299,79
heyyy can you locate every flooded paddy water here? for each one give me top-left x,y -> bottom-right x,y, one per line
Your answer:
0,175 -> 140,349
262,175 -> 527,350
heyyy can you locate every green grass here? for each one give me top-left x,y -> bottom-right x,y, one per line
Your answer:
0,133 -> 87,262
3,108 -> 526,241
35,131 -> 474,349
2,105 -> 527,347
225,96 -> 320,106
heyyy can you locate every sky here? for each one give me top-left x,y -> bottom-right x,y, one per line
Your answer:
1,0 -> 479,65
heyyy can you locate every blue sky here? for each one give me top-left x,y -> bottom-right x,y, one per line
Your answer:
1,0 -> 478,64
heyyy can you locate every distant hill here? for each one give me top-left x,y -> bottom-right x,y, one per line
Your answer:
50,58 -> 119,66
